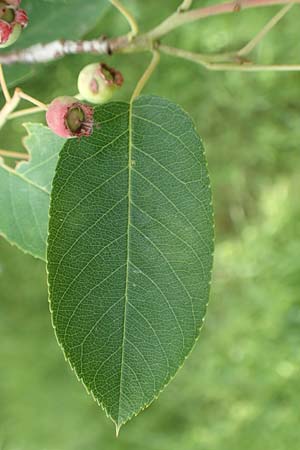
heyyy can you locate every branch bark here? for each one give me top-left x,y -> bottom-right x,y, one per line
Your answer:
0,0 -> 297,65
0,37 -> 113,64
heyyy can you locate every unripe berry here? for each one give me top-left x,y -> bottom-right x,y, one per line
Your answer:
46,96 -> 95,138
0,0 -> 28,47
77,63 -> 124,104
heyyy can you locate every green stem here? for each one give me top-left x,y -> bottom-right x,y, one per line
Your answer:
0,64 -> 11,102
178,0 -> 193,12
0,149 -> 29,160
159,45 -> 300,71
110,0 -> 139,37
131,51 -> 160,101
148,0 -> 299,40
238,2 -> 294,56
8,106 -> 45,120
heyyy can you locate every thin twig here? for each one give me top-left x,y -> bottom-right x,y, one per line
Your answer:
178,0 -> 193,12
0,89 -> 21,128
110,0 -> 139,37
238,2 -> 294,56
159,45 -> 210,67
17,91 -> 48,109
206,62 -> 300,70
0,64 -> 11,102
8,106 -> 45,120
0,88 -> 47,129
148,0 -> 299,39
159,44 -> 300,71
0,149 -> 29,160
131,51 -> 160,100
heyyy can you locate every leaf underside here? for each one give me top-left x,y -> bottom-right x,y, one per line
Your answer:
0,124 -> 65,259
47,96 -> 214,430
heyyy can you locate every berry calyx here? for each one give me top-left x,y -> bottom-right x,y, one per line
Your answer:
0,0 -> 28,47
77,63 -> 124,104
14,7 -> 27,27
46,96 -> 95,138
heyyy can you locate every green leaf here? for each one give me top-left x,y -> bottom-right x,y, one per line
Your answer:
2,0 -> 109,87
0,124 -> 65,259
21,0 -> 109,46
47,96 -> 214,431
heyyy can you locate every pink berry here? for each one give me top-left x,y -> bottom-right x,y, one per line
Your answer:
46,96 -> 95,139
0,0 -> 28,47
0,19 -> 12,43
78,63 -> 124,104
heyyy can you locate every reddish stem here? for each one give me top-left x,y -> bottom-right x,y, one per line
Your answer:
149,0 -> 298,38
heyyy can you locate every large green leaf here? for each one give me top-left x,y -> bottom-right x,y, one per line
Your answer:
0,124 -> 65,259
2,0 -> 109,86
47,96 -> 214,431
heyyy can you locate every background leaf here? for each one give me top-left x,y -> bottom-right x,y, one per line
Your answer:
47,96 -> 214,431
20,0 -> 109,46
1,0 -> 110,87
0,124 -> 65,259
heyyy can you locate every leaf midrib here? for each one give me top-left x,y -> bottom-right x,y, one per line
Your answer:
117,101 -> 133,426
1,163 -> 49,195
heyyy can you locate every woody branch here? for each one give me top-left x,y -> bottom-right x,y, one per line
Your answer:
0,0 -> 298,65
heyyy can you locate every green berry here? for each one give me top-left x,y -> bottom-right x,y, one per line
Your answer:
77,63 -> 124,104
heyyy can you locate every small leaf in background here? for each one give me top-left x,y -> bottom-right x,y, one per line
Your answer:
47,96 -> 214,432
0,124 -> 65,259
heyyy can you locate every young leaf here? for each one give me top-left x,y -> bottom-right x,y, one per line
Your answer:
0,124 -> 65,259
47,96 -> 214,431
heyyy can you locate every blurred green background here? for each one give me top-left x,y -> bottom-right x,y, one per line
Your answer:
1,1 -> 300,449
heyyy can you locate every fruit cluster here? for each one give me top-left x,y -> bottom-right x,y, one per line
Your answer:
0,2 -> 124,138
0,0 -> 28,48
46,63 -> 124,138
